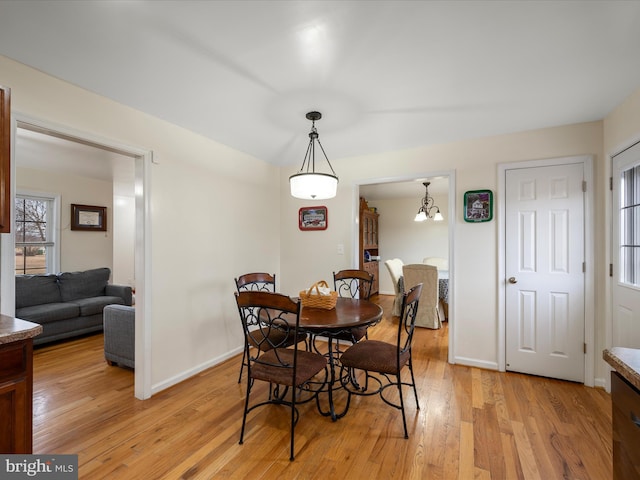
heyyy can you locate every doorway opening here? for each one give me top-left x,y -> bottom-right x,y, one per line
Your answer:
1,116 -> 152,399
355,171 -> 455,364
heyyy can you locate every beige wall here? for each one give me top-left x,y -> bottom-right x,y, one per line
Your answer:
16,166 -> 114,273
1,55 -> 281,392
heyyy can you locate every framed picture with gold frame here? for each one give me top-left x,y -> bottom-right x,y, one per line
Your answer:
71,204 -> 107,231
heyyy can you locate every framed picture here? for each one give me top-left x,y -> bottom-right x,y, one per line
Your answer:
299,206 -> 328,231
71,204 -> 107,231
463,190 -> 493,223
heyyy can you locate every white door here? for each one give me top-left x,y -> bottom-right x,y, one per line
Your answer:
612,142 -> 640,348
505,163 -> 585,382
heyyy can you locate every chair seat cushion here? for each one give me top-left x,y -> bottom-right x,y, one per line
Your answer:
251,348 -> 326,386
340,340 -> 409,375
333,326 -> 367,343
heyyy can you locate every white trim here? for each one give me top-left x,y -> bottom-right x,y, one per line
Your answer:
6,112 -> 153,400
498,155 -> 595,387
353,169 -> 456,364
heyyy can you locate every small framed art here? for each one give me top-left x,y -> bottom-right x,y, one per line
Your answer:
299,206 -> 328,231
71,204 -> 107,231
463,190 -> 493,223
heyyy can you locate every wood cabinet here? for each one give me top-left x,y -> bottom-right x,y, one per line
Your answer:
0,316 -> 41,454
612,371 -> 640,479
0,339 -> 34,453
0,85 -> 10,233
359,197 -> 380,295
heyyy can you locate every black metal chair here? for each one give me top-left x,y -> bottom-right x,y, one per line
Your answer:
235,290 -> 328,461
332,269 -> 374,343
234,273 -> 307,383
339,283 -> 423,438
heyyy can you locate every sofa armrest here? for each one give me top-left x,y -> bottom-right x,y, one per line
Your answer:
103,305 -> 135,368
105,284 -> 133,306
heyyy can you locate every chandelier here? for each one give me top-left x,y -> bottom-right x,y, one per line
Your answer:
414,182 -> 444,222
289,111 -> 339,200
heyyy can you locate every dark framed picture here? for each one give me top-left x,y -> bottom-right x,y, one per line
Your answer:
71,204 -> 107,231
463,190 -> 493,223
299,206 -> 328,231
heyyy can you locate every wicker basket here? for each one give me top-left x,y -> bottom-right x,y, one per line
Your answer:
299,280 -> 338,310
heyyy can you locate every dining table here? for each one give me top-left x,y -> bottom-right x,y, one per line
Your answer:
296,297 -> 383,421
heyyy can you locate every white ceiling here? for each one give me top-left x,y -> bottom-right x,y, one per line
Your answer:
2,0 -> 640,175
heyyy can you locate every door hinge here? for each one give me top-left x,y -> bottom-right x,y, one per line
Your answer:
610,176 -> 613,191
584,343 -> 587,354
610,263 -> 613,277
582,262 -> 585,273
582,180 -> 587,192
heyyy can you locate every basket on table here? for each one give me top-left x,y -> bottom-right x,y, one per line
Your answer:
299,280 -> 338,310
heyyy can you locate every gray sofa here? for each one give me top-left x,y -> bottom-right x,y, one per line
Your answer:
15,267 -> 133,345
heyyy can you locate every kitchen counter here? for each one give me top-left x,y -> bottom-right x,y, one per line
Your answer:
603,347 -> 640,390
603,346 -> 640,479
0,314 -> 42,344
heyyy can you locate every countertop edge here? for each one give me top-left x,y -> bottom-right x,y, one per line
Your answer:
603,347 -> 640,391
0,315 -> 43,345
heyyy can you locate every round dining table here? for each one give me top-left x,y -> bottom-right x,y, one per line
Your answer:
297,297 -> 383,420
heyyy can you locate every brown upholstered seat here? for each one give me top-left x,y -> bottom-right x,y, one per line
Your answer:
339,283 -> 423,438
235,290 -> 327,461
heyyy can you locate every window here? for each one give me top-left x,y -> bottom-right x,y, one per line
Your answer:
15,194 -> 57,275
620,165 -> 640,286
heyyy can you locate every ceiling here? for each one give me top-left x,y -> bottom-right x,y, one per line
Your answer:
2,0 -> 640,175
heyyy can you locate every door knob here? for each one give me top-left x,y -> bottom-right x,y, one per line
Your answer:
508,277 -> 517,284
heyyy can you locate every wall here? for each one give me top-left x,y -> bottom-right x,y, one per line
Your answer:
16,166 -> 113,273
0,55 -> 281,392
280,121 -> 604,376
370,194 -> 449,295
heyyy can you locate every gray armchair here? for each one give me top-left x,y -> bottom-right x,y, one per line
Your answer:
103,304 -> 135,369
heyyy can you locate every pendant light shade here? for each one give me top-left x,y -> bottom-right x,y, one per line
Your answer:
289,111 -> 338,200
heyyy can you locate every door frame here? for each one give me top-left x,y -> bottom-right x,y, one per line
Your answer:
353,169 -> 456,364
2,112 -> 153,400
497,155 -> 595,386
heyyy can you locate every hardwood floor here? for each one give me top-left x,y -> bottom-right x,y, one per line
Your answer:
32,294 -> 613,479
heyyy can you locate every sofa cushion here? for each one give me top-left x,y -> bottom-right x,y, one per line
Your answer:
58,267 -> 111,302
69,296 -> 125,316
15,274 -> 61,309
16,302 -> 80,324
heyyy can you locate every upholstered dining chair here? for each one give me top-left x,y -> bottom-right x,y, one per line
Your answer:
422,256 -> 448,271
235,290 -> 327,461
403,264 -> 442,329
333,269 -> 374,343
234,272 -> 306,382
339,283 -> 423,439
422,257 -> 448,321
384,258 -> 404,316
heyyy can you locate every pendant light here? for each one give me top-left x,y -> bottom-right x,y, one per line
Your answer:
289,111 -> 338,200
414,181 -> 444,222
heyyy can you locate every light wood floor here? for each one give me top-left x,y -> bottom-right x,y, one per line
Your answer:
32,295 -> 613,479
